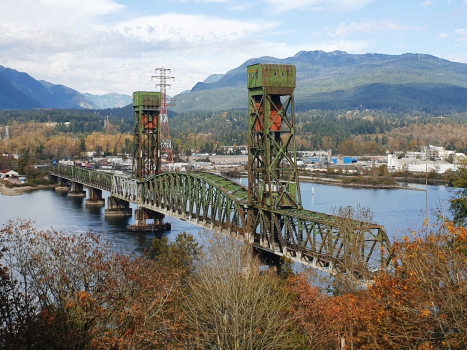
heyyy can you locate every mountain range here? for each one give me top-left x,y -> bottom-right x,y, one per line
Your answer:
173,51 -> 467,114
0,66 -> 97,109
3,51 -> 467,113
84,93 -> 133,109
0,66 -> 131,110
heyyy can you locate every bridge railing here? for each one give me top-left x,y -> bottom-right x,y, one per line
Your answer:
251,208 -> 391,277
50,165 -> 391,277
112,175 -> 141,203
51,164 -> 113,192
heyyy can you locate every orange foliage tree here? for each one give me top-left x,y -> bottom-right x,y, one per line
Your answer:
0,220 -> 185,349
290,222 -> 467,349
289,274 -> 379,349
369,223 -> 467,349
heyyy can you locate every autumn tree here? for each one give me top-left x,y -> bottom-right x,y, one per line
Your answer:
0,155 -> 13,170
368,222 -> 467,349
338,140 -> 362,156
446,161 -> 467,226
0,220 -> 183,349
152,232 -> 201,280
289,274 -> 379,350
183,232 -> 297,349
409,138 -> 418,151
0,241 -> 38,349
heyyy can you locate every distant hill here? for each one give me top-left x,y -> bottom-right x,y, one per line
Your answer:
0,72 -> 44,109
203,74 -> 225,84
0,65 -> 97,109
173,51 -> 467,114
84,93 -> 133,109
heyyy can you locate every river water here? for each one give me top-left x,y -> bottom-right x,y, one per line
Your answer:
0,180 -> 453,253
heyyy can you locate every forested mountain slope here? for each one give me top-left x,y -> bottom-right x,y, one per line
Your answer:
174,51 -> 467,114
0,66 -> 97,109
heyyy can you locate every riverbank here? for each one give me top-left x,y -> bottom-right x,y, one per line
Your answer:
0,182 -> 56,196
299,176 -> 425,191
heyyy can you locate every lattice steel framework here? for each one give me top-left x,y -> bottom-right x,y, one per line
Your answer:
247,64 -> 305,260
51,164 -> 392,278
152,68 -> 175,165
132,91 -> 161,179
247,63 -> 301,208
49,63 -> 393,279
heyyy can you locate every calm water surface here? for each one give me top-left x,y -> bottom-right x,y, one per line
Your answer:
0,181 -> 453,252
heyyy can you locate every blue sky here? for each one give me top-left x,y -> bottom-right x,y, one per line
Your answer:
1,0 -> 467,95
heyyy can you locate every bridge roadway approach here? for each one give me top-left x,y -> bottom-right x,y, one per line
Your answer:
50,164 -> 391,278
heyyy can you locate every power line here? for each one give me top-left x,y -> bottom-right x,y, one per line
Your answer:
446,52 -> 467,62
385,26 -> 465,53
416,36 -> 467,53
423,37 -> 467,54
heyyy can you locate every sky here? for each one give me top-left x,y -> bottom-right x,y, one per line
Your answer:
1,0 -> 467,96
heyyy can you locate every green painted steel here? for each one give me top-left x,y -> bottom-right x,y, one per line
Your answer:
50,164 -> 391,278
133,91 -> 160,107
48,63 -> 391,278
132,91 -> 161,179
247,63 -> 300,209
247,64 -> 296,89
52,164 -> 113,191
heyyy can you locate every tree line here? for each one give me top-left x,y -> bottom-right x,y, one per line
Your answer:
2,212 -> 467,349
4,107 -> 467,159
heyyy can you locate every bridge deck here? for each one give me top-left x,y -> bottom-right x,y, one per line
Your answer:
50,164 -> 391,278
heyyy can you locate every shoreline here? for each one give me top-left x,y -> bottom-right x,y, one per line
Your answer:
299,176 -> 425,191
1,173 -> 439,196
0,182 -> 56,196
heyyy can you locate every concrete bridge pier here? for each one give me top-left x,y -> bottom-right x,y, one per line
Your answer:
68,181 -> 86,197
54,176 -> 68,191
105,196 -> 132,216
85,187 -> 105,206
128,208 -> 171,232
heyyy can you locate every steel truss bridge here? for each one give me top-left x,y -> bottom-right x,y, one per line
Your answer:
50,164 -> 391,278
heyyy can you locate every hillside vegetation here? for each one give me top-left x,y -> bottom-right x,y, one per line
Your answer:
4,107 -> 467,158
174,51 -> 467,114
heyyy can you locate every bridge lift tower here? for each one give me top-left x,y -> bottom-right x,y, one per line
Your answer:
132,91 -> 161,179
247,64 -> 302,261
130,91 -> 170,231
247,63 -> 301,208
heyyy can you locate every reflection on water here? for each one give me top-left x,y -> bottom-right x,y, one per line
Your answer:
0,181 -> 454,253
299,182 -> 452,240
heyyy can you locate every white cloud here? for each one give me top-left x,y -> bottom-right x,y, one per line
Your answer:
0,1 -> 282,95
419,0 -> 434,7
2,0 -> 449,97
113,13 -> 271,43
230,3 -> 257,10
175,0 -> 230,2
0,0 -> 124,26
329,20 -> 411,38
263,0 -> 373,12
436,32 -> 449,39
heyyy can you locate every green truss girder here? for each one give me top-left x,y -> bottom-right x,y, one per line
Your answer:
51,164 -> 391,277
52,164 -> 113,191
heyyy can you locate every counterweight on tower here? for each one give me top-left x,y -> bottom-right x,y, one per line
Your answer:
152,68 -> 175,165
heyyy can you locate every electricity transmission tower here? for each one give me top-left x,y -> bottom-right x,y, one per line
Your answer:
152,68 -> 175,165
